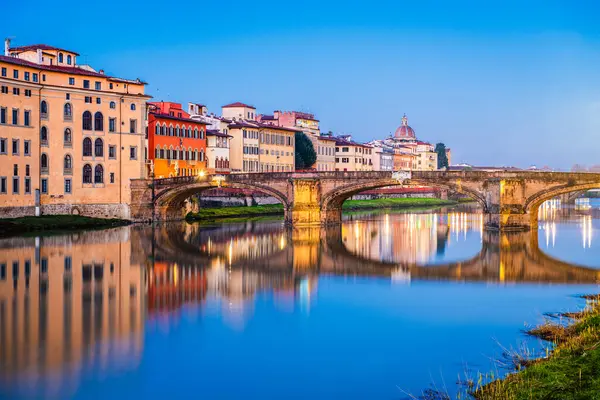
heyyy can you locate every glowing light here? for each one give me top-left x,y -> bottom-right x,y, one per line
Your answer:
199,170 -> 206,178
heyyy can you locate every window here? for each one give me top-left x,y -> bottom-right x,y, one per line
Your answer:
64,178 -> 72,194
42,74 -> 46,81
96,97 -> 101,105
94,165 -> 104,183
110,101 -> 116,109
13,70 -> 18,79
12,87 -> 19,95
109,83 -> 113,89
110,172 -> 115,183
12,109 -> 18,125
25,177 -> 30,194
12,177 -> 19,194
83,164 -> 92,183
0,108 -> 5,124
64,128 -> 72,146
69,77 -> 75,85
12,139 -> 18,155
24,140 -> 30,156
32,73 -> 38,82
59,53 -> 64,63
129,119 -> 137,133
0,138 -> 5,154
41,178 -> 48,194
66,93 -> 70,100
83,80 -> 90,89
0,177 -> 5,194
95,82 -> 101,90
41,153 -> 49,172
24,110 -> 30,126
94,112 -> 103,131
1,67 -> 5,77
130,103 -> 136,111
0,86 -> 7,94
64,154 -> 72,173
40,100 -> 48,117
109,145 -> 116,159
24,89 -> 31,97
62,103 -> 73,122
24,72 -> 30,81
83,137 -> 92,156
94,138 -> 103,157
25,165 -> 29,177
82,111 -> 92,130
127,146 -> 138,160
109,118 -> 116,132
67,55 -> 72,65
85,96 -> 92,103
40,126 -> 48,144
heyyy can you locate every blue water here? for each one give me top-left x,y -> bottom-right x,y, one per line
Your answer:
0,204 -> 599,399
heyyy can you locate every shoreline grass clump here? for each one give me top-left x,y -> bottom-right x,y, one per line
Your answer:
0,215 -> 130,238
472,295 -> 600,400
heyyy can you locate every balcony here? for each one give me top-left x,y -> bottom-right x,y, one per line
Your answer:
63,114 -> 73,122
64,167 -> 73,175
41,166 -> 49,175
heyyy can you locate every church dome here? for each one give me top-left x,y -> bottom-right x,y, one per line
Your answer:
394,114 -> 416,139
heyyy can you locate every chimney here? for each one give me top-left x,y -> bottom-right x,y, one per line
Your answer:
4,38 -> 10,56
99,69 -> 105,74
37,49 -> 42,64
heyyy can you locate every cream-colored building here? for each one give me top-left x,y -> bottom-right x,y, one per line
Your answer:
259,125 -> 295,172
0,40 -> 150,218
206,130 -> 232,173
315,136 -> 337,171
334,136 -> 373,171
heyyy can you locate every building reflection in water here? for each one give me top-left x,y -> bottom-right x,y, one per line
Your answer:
1,207 -> 599,397
539,199 -> 597,250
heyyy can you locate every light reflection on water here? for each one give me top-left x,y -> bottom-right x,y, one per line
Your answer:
0,203 -> 599,399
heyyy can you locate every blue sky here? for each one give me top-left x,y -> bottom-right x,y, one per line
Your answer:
4,0 -> 600,169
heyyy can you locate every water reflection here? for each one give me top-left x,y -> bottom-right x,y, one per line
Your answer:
1,206 -> 599,399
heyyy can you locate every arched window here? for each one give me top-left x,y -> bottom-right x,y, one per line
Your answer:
94,138 -> 103,157
193,128 -> 198,139
194,149 -> 198,161
40,126 -> 48,143
41,101 -> 48,117
199,129 -> 204,139
155,125 -> 160,135
130,104 -> 136,111
200,149 -> 205,162
161,124 -> 167,135
83,111 -> 92,130
187,127 -> 192,138
175,125 -> 180,137
83,164 -> 92,183
180,149 -> 185,160
67,55 -> 72,65
155,146 -> 160,159
94,165 -> 104,183
169,125 -> 174,136
160,146 -> 166,159
64,128 -> 72,145
41,153 -> 48,169
64,155 -> 72,171
110,101 -> 116,109
188,147 -> 193,160
58,53 -> 64,63
83,137 -> 92,156
64,103 -> 72,119
94,112 -> 103,131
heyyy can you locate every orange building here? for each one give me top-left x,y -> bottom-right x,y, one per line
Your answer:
147,102 -> 208,178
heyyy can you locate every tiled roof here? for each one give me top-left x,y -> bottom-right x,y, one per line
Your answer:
260,115 -> 276,121
207,129 -> 233,138
222,102 -> 256,109
150,112 -> 210,125
0,55 -> 147,84
9,44 -> 80,56
333,137 -> 370,148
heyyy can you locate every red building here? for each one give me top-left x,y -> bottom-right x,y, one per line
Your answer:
148,102 -> 209,178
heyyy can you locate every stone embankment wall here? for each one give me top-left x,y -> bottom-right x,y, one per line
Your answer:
0,204 -> 130,219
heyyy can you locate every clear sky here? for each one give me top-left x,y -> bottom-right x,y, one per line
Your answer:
4,0 -> 600,169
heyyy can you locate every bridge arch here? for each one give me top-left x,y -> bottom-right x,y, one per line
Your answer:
524,182 -> 600,226
153,179 -> 291,221
320,178 -> 487,223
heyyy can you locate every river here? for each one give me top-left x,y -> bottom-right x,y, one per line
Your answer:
1,200 -> 599,399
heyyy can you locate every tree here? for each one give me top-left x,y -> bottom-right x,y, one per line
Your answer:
435,143 -> 449,169
295,132 -> 317,169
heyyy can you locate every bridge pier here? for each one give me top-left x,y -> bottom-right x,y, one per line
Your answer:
484,212 -> 531,231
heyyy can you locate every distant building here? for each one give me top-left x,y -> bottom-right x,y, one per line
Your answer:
368,114 -> 439,171
372,146 -> 394,171
334,135 -> 373,171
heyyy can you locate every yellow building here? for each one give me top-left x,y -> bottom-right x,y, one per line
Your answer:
315,135 -> 337,171
0,41 -> 150,218
259,125 -> 295,172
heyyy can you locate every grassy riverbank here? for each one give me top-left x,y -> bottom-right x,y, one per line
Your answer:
186,198 -> 460,221
0,215 -> 130,237
473,295 -> 600,400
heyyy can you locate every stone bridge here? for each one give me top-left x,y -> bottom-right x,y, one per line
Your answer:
130,171 -> 600,231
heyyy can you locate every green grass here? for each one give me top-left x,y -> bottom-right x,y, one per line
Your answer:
186,198 -> 460,222
0,215 -> 130,237
473,296 -> 600,400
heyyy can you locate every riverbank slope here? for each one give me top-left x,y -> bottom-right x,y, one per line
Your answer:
473,295 -> 600,399
186,198 -> 461,221
0,215 -> 131,237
